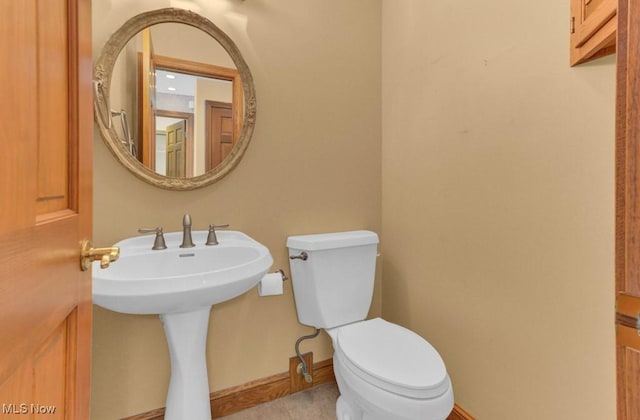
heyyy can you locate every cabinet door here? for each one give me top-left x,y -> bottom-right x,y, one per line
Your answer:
570,0 -> 616,65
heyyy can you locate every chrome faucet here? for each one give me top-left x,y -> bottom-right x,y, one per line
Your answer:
206,224 -> 230,245
180,214 -> 195,248
138,227 -> 167,250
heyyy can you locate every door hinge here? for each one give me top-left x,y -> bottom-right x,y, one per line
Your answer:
570,16 -> 575,34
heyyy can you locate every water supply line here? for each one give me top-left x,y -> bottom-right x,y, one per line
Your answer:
295,328 -> 320,383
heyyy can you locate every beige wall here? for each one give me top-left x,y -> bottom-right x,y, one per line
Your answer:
91,1 -> 381,418
381,1 -> 616,420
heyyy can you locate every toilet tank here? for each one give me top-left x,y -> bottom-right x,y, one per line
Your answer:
286,230 -> 378,329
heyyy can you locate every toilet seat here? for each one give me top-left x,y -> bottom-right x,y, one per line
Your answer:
334,318 -> 449,399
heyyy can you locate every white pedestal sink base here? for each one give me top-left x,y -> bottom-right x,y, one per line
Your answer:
160,307 -> 212,420
92,231 -> 274,418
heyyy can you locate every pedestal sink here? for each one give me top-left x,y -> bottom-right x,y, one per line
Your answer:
92,230 -> 273,420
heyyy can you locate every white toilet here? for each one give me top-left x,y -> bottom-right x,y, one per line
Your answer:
287,230 -> 454,420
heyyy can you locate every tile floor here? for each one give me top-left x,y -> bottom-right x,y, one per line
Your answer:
218,382 -> 340,420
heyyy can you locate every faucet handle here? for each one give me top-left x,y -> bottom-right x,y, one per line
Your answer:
138,227 -> 167,250
206,224 -> 229,246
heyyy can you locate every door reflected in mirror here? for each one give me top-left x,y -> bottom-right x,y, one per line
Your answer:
110,22 -> 243,179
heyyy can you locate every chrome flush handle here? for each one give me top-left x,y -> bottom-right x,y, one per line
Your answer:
289,252 -> 308,261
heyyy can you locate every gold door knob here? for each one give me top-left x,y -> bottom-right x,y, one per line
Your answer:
80,240 -> 120,271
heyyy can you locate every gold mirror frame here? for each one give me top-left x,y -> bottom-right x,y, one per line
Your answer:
94,8 -> 256,190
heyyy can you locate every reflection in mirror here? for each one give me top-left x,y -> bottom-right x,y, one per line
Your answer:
110,23 -> 242,178
94,8 -> 256,190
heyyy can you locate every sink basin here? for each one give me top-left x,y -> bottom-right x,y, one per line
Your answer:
92,230 -> 274,420
93,230 -> 273,315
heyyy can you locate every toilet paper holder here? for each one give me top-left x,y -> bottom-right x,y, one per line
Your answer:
274,269 -> 288,281
258,269 -> 288,297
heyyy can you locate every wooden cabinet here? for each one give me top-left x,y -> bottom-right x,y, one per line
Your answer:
570,0 -> 617,66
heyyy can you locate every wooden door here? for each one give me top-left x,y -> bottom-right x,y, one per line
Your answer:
156,110 -> 194,177
615,0 -> 640,418
166,120 -> 186,178
0,0 -> 93,418
140,28 -> 157,170
205,101 -> 234,170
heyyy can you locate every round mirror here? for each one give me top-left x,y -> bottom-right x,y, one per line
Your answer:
94,8 -> 256,190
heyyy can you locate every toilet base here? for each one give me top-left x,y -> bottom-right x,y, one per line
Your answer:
336,395 -> 364,420
333,353 -> 454,420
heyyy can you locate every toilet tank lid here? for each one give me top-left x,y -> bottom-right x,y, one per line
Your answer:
286,230 -> 378,251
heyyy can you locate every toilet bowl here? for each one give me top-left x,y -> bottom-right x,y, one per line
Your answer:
327,318 -> 453,420
287,231 -> 454,420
